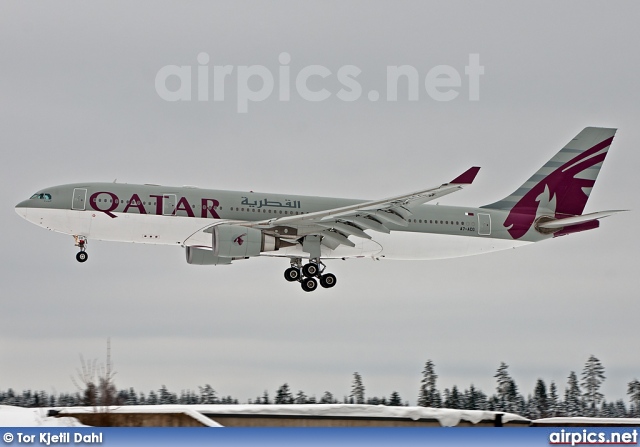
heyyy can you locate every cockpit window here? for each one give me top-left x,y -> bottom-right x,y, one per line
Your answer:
30,193 -> 52,202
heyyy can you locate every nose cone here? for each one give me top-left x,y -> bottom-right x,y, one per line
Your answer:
15,200 -> 29,219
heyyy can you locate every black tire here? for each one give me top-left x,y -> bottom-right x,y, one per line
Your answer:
284,267 -> 300,282
302,262 -> 319,277
76,251 -> 88,263
320,273 -> 337,288
300,277 -> 318,292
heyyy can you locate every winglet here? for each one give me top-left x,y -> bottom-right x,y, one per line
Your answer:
450,166 -> 481,184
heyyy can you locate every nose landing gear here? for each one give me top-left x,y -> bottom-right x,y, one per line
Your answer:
284,258 -> 337,292
74,235 -> 88,263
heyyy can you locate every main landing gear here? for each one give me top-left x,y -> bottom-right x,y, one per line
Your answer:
284,258 -> 337,292
74,235 -> 88,263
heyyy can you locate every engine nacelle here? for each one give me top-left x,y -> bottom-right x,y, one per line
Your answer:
185,246 -> 234,265
213,225 -> 279,258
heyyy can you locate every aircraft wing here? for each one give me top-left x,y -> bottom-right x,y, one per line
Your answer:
246,167 -> 480,249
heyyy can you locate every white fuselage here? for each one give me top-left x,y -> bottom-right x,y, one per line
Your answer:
16,182 -> 540,262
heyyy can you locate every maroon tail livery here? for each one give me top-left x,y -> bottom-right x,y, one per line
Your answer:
482,127 -> 617,239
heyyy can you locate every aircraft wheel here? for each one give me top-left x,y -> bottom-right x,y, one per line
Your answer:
302,262 -> 319,277
320,273 -> 337,288
76,251 -> 88,263
301,277 -> 318,292
284,267 -> 301,282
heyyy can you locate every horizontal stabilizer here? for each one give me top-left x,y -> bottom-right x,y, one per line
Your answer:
537,210 -> 627,229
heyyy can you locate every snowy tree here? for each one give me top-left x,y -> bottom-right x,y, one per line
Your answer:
463,384 -> 487,410
614,399 -> 628,418
147,390 -> 158,405
158,385 -> 176,404
125,388 -> 138,406
548,381 -> 562,417
294,390 -> 308,404
261,391 -> 271,405
320,391 -> 337,404
564,371 -> 583,416
443,386 -> 462,409
350,372 -> 365,404
581,355 -> 606,416
389,392 -> 403,406
494,362 -> 521,413
198,384 -> 217,404
275,383 -> 294,404
417,360 -> 441,408
494,362 -> 511,411
533,379 -> 549,418
628,379 -> 640,417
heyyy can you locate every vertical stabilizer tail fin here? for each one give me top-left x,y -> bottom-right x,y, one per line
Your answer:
482,127 -> 617,239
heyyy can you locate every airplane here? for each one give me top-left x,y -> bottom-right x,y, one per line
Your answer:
15,127 -> 625,292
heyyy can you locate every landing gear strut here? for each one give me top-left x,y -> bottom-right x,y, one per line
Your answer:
284,257 -> 337,292
74,235 -> 88,263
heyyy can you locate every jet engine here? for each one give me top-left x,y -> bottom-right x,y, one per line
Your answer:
212,225 -> 279,258
185,247 -> 234,265
186,225 -> 291,265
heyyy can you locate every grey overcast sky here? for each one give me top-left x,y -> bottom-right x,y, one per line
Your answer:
1,1 -> 638,404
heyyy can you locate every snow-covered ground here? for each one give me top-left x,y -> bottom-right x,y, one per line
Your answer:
7,404 -> 639,428
0,405 -> 85,427
55,404 -> 528,427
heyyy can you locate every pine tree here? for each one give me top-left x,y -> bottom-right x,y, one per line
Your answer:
418,360 -> 441,408
443,386 -> 461,409
295,390 -> 308,404
615,399 -> 628,418
565,371 -> 583,416
494,362 -> 511,412
275,383 -> 293,404
147,390 -> 158,405
389,392 -> 403,406
198,384 -> 217,404
350,372 -> 365,404
534,379 -> 549,418
320,391 -> 336,404
158,385 -> 176,404
463,384 -> 487,410
494,362 -> 521,413
126,388 -> 138,405
627,379 -> 640,417
548,381 -> 561,417
581,355 -> 606,417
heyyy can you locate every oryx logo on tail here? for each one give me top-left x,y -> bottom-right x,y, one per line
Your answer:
482,127 -> 617,239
